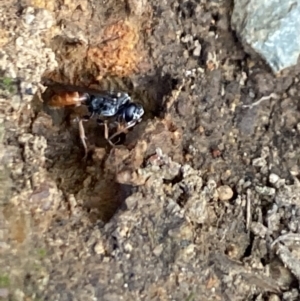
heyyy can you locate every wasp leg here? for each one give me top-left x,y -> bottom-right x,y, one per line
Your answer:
104,120 -> 119,147
107,121 -> 137,144
78,113 -> 95,159
97,118 -> 110,143
96,119 -> 117,146
77,118 -> 89,160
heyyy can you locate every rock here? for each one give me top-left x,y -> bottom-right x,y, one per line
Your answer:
94,241 -> 105,255
193,40 -> 202,57
255,185 -> 276,196
217,185 -> 234,201
269,173 -> 279,184
231,0 -> 300,73
268,294 -> 280,301
171,164 -> 208,224
252,157 -> 267,167
276,244 -> 300,283
184,193 -> 208,224
152,244 -> 163,257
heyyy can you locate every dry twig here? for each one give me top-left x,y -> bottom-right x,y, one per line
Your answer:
242,93 -> 279,109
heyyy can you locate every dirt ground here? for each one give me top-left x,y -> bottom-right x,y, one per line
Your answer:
1,0 -> 300,300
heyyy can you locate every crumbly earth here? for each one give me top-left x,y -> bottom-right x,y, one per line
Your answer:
1,0 -> 300,301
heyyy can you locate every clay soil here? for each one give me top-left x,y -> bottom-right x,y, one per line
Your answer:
1,0 -> 300,301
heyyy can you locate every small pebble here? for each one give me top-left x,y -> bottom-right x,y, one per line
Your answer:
23,13 -> 35,25
193,40 -> 202,57
252,157 -> 267,167
217,185 -> 233,201
176,98 -> 190,117
255,186 -> 275,196
290,165 -> 299,176
184,194 -> 207,224
181,34 -> 193,43
268,294 -> 280,301
249,90 -> 255,98
226,243 -> 239,258
269,173 -> 279,184
94,241 -> 105,255
15,37 -> 23,46
153,244 -> 163,257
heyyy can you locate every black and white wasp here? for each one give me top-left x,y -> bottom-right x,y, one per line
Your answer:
48,89 -> 144,158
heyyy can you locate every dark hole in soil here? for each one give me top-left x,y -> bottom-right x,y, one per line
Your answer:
242,232 -> 254,258
29,75 -> 161,222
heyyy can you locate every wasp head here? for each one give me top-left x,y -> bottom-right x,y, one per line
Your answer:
121,103 -> 144,124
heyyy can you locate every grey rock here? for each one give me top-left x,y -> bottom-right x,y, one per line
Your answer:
231,0 -> 300,73
193,40 -> 202,57
252,157 -> 267,167
269,173 -> 280,185
255,185 -> 276,196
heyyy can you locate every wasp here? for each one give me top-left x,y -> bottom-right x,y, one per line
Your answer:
47,90 -> 144,158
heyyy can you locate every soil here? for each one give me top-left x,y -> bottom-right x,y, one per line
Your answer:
1,0 -> 300,300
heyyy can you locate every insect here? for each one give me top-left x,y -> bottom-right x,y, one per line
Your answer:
47,90 -> 144,158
